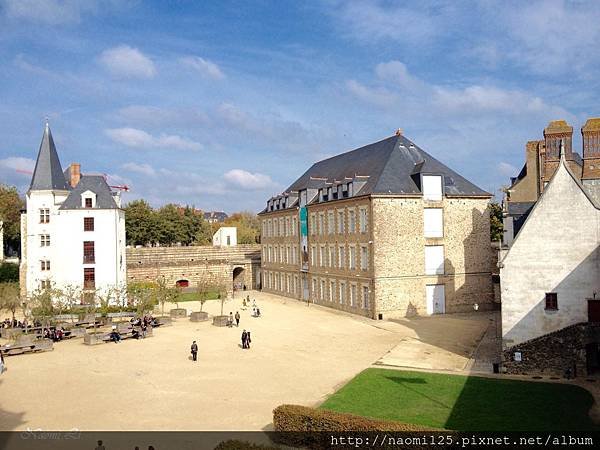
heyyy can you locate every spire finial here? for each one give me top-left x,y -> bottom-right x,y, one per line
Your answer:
45,116 -> 49,132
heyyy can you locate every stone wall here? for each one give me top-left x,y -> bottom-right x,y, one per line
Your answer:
502,323 -> 600,377
126,244 -> 261,293
372,196 -> 495,318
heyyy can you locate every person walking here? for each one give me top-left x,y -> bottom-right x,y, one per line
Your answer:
190,340 -> 198,361
235,311 -> 240,327
246,330 -> 252,349
241,330 -> 247,349
228,312 -> 234,327
0,350 -> 6,375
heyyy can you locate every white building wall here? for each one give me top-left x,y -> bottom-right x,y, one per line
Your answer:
24,190 -> 126,302
500,161 -> 600,348
212,227 -> 237,247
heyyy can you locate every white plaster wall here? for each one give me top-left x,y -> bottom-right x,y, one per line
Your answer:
213,227 -> 237,246
501,162 -> 600,347
24,189 -> 126,301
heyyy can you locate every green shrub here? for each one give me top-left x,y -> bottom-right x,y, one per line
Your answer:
214,440 -> 278,450
0,262 -> 19,283
273,404 -> 434,432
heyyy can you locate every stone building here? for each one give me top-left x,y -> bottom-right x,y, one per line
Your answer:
259,133 -> 495,319
20,123 -> 126,301
500,152 -> 600,376
503,118 -> 600,245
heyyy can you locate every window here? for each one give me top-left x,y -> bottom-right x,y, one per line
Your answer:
328,211 -> 335,234
360,246 -> 369,270
40,279 -> 51,290
320,279 -> 325,301
337,210 -> 345,234
545,293 -> 558,310
311,246 -> 317,266
83,268 -> 95,289
39,208 -> 50,224
362,286 -> 370,309
348,209 -> 356,233
312,279 -> 317,298
424,208 -> 443,238
349,246 -> 356,270
423,175 -> 443,201
329,246 -> 336,268
339,282 -> 346,304
84,217 -> 94,231
359,208 -> 368,233
319,213 -> 325,235
292,217 -> 297,236
320,245 -> 326,267
268,246 -> 273,262
350,284 -> 357,307
40,234 -> 50,247
83,241 -> 95,264
425,245 -> 444,275
85,197 -> 93,208
310,214 -> 316,235
40,260 -> 50,271
329,280 -> 335,302
338,245 -> 345,269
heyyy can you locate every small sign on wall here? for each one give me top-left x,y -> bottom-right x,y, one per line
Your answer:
514,352 -> 522,362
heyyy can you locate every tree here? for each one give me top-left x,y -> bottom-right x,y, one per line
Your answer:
61,284 -> 81,324
0,262 -> 19,283
0,282 -> 21,324
124,199 -> 158,246
490,202 -> 504,242
221,211 -> 261,244
0,184 -> 24,254
29,284 -> 62,334
155,204 -> 187,246
127,282 -> 156,316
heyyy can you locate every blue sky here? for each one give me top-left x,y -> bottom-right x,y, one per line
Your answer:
0,0 -> 599,213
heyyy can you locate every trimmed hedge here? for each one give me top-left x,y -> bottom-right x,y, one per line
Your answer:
273,404 -> 436,432
214,440 -> 278,450
0,262 -> 19,283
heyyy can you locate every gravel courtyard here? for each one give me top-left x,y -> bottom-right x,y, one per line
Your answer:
0,291 -> 491,431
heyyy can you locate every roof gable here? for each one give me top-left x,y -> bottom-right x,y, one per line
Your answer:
59,175 -> 118,210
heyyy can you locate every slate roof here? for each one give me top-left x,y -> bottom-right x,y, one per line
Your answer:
29,124 -> 71,191
59,175 -> 119,210
286,134 -> 490,197
204,211 -> 228,222
506,202 -> 535,217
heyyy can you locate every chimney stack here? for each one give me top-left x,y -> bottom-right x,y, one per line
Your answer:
70,163 -> 81,188
543,120 -> 573,161
582,118 -> 600,180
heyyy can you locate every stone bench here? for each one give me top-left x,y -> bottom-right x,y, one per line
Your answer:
0,338 -> 53,356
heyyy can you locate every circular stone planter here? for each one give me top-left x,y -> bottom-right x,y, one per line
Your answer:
156,316 -> 173,327
170,308 -> 187,318
190,311 -> 209,322
212,315 -> 229,327
83,333 -> 104,346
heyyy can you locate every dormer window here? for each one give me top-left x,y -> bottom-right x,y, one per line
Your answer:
422,175 -> 443,201
81,190 -> 96,208
85,198 -> 92,208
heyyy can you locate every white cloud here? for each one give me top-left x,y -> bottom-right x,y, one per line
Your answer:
223,169 -> 275,190
332,0 -> 439,44
99,45 -> 156,79
180,56 -> 225,80
121,162 -> 155,176
1,0 -> 100,24
375,60 -> 423,90
0,156 -> 35,173
498,162 -> 519,177
105,127 -> 202,151
345,79 -> 395,108
116,105 -> 209,127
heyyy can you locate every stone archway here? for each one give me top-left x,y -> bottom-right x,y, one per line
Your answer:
233,266 -> 245,291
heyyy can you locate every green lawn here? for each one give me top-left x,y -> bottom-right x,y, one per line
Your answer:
177,291 -> 220,302
319,368 -> 598,431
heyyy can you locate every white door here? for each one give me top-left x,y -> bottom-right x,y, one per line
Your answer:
426,284 -> 445,315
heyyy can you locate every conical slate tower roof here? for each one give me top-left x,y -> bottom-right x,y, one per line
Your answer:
29,123 -> 71,191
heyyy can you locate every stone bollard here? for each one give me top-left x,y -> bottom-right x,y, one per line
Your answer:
190,312 -> 209,322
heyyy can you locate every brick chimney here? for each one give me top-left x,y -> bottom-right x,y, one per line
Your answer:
543,120 -> 573,161
69,163 -> 81,188
582,118 -> 600,180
